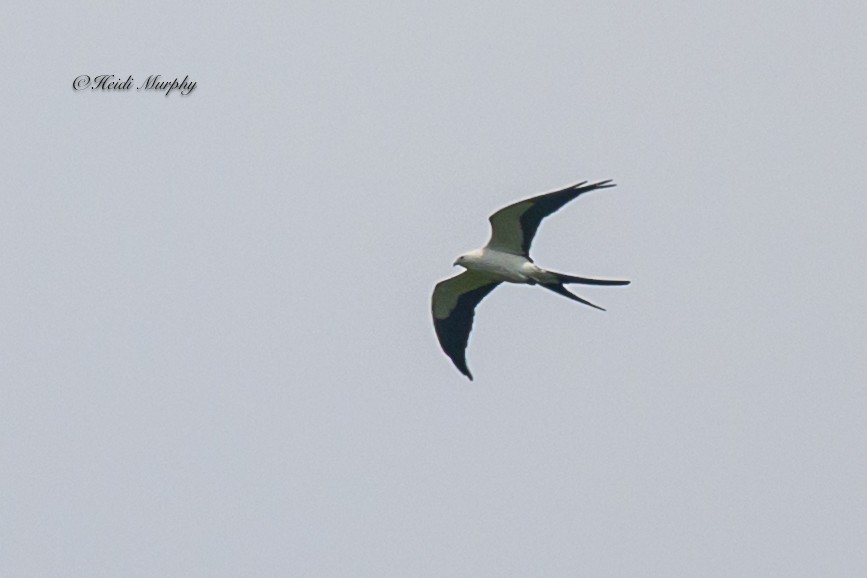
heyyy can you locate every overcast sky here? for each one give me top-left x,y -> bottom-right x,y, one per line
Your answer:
3,1 -> 867,576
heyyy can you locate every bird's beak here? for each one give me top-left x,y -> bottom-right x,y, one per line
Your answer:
452,260 -> 459,267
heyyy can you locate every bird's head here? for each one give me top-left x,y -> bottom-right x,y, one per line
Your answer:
454,250 -> 481,268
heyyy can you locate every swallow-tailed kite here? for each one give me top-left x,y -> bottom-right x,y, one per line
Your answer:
432,179 -> 629,380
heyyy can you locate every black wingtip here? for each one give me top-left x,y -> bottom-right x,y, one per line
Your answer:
450,356 -> 474,380
569,179 -> 616,193
458,364 -> 474,380
588,178 -> 616,189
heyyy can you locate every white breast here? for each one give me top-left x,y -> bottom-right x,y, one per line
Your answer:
471,249 -> 539,283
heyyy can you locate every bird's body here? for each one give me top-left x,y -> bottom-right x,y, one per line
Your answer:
432,179 -> 629,380
453,248 -> 548,284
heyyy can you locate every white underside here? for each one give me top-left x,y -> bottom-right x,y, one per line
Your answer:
461,248 -> 553,284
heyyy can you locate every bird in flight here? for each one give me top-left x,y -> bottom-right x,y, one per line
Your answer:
431,179 -> 629,380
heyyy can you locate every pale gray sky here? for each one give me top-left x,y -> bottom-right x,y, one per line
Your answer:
3,1 -> 867,576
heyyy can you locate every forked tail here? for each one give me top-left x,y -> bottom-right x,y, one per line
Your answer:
539,271 -> 630,311
550,271 -> 630,286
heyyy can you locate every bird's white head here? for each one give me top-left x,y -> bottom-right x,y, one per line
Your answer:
453,250 -> 482,269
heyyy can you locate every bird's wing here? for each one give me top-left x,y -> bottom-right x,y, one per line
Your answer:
431,271 -> 501,380
486,180 -> 616,256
